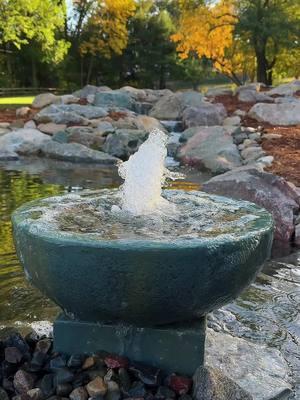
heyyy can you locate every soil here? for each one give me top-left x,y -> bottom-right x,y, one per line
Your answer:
212,94 -> 300,187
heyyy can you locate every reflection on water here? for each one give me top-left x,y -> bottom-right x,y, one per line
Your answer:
0,160 -> 299,397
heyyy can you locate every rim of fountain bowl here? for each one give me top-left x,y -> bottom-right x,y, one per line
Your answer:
11,191 -> 274,251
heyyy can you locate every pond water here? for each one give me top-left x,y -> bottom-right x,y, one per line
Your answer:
0,158 -> 299,397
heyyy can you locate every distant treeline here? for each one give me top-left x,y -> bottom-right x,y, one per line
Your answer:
0,0 -> 299,90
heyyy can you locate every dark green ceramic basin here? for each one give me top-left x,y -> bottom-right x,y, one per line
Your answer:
12,190 -> 273,326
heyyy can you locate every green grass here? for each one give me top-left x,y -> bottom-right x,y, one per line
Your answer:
0,96 -> 34,106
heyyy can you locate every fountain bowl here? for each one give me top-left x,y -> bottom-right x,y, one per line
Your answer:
12,189 -> 273,326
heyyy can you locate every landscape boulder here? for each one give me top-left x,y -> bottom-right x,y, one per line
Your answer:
0,149 -> 19,161
248,102 -> 300,125
53,126 -> 105,149
73,85 -> 111,99
103,129 -> 148,160
268,80 -> 300,96
37,123 -> 67,135
182,103 -> 227,128
35,104 -> 107,125
202,167 -> 300,242
238,90 -> 273,103
32,93 -> 58,108
206,87 -> 233,97
93,90 -> 136,111
149,91 -> 204,120
40,141 -> 118,164
206,328 -> 292,399
178,126 -> 241,173
0,128 -> 51,155
193,366 -> 253,400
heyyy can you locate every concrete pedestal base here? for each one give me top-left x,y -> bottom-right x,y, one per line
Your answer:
53,315 -> 206,375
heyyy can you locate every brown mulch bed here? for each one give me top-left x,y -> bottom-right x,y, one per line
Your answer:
213,94 -> 255,115
0,108 -> 18,123
262,126 -> 300,186
212,93 -> 300,187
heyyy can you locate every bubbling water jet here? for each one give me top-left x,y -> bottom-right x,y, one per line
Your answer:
114,129 -> 182,216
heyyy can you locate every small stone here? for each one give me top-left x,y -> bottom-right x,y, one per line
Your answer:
72,372 -> 90,388
2,377 -> 14,392
35,339 -> 52,354
179,395 -> 192,400
14,370 -> 36,394
2,360 -> 17,378
156,386 -> 176,399
30,351 -> 48,371
4,333 -> 30,355
86,377 -> 108,397
0,388 -> 9,400
118,368 -> 131,392
105,382 -> 121,400
168,375 -> 192,395
38,373 -> 54,398
54,368 -> 74,385
129,363 -> 161,386
104,355 -> 128,369
56,383 -> 73,397
24,120 -> 36,129
248,132 -> 261,141
5,347 -> 23,363
127,382 -> 146,398
87,368 -> 107,380
16,107 -> 31,118
67,354 -> 84,368
295,224 -> 300,246
0,122 -> 10,129
82,356 -> 95,370
262,133 -> 282,140
69,387 -> 88,400
27,388 -> 43,400
49,355 -> 67,370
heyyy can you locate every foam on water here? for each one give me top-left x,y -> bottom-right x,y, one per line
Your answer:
17,190 -> 270,242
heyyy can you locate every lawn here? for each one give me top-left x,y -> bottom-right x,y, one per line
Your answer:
0,96 -> 34,106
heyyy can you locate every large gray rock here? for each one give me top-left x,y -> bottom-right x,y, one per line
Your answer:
193,366 -> 253,400
0,149 -> 19,160
73,85 -> 112,99
0,128 -> 51,155
182,103 -> 227,128
35,104 -> 108,125
53,126 -> 105,149
40,141 -> 118,164
103,129 -> 148,160
149,93 -> 182,120
206,87 -> 233,97
93,90 -> 136,111
178,126 -> 241,173
32,93 -> 58,108
248,102 -> 300,125
202,167 -> 300,242
268,80 -> 300,96
149,91 -> 204,120
206,328 -> 292,400
238,90 -> 273,103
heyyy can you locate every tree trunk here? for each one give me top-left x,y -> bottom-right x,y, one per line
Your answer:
86,56 -> 94,84
256,51 -> 268,85
31,57 -> 38,88
159,65 -> 166,89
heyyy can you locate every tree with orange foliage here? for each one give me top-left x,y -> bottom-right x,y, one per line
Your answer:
171,0 -> 254,85
79,0 -> 136,82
